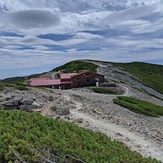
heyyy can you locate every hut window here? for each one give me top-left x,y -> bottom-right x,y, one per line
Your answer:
85,73 -> 90,77
86,77 -> 91,82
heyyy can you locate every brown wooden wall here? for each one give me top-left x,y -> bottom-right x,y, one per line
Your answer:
70,72 -> 104,88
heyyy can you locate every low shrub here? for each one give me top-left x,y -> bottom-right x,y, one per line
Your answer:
0,110 -> 160,163
50,106 -> 57,111
91,87 -> 119,95
0,85 -> 5,91
113,96 -> 163,117
16,85 -> 29,91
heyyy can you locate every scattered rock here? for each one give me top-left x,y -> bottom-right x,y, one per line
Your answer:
20,98 -> 33,105
34,109 -> 42,113
136,145 -> 141,148
144,144 -> 149,148
0,95 -> 42,112
125,137 -> 130,142
56,107 -> 70,115
48,95 -> 54,101
56,116 -> 61,119
76,118 -> 83,123
4,105 -> 18,110
116,132 -> 123,137
18,105 -> 33,112
0,97 -> 10,102
32,101 -> 42,108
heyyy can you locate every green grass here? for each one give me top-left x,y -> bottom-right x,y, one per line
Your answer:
0,84 -> 5,91
50,106 -> 57,111
91,87 -> 120,95
0,110 -> 160,163
113,96 -> 163,117
2,77 -> 26,84
16,85 -> 29,91
114,62 -> 163,94
0,83 -> 15,91
0,83 -> 29,91
53,60 -> 98,73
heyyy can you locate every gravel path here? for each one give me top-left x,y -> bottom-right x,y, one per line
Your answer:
57,89 -> 163,162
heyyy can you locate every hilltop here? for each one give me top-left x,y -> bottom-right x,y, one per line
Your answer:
0,60 -> 163,162
2,60 -> 163,98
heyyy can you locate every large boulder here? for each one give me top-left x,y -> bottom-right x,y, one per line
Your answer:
20,98 -> 34,105
0,95 -> 42,112
18,105 -> 33,112
0,97 -> 10,102
48,95 -> 54,101
1,96 -> 23,110
7,97 -> 23,106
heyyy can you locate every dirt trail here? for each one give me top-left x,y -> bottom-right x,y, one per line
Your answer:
63,93 -> 163,162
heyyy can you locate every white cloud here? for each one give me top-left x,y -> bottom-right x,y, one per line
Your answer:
0,0 -> 163,78
0,0 -> 160,35
104,5 -> 156,28
74,32 -> 103,39
32,45 -> 49,51
131,18 -> 163,33
0,35 -> 89,48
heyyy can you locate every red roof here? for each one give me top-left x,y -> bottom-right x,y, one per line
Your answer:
30,78 -> 60,86
29,71 -> 104,87
60,73 -> 77,79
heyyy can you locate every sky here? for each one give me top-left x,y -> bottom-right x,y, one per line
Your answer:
0,0 -> 163,79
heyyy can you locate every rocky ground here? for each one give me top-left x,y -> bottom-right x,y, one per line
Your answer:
0,85 -> 163,162
55,87 -> 163,162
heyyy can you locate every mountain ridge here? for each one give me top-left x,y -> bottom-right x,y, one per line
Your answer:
1,60 -> 163,99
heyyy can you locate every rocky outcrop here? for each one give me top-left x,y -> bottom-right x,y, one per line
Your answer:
56,107 -> 70,115
0,95 -> 42,112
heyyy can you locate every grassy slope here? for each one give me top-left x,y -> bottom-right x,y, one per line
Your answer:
114,62 -> 163,94
0,110 -> 160,163
113,96 -> 163,117
2,77 -> 27,83
52,60 -> 98,73
91,87 -> 120,95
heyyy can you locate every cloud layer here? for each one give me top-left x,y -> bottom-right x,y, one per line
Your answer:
0,0 -> 163,78
6,10 -> 60,29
